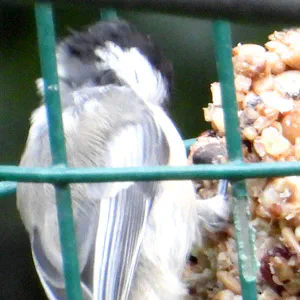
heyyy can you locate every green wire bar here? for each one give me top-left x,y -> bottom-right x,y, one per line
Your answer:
213,20 -> 257,300
34,2 -> 82,299
1,161 -> 300,182
0,139 -> 196,196
2,1 -> 300,299
0,181 -> 18,196
100,7 -> 118,20
184,138 -> 197,151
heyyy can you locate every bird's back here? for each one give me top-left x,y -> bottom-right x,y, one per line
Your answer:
17,85 -> 187,300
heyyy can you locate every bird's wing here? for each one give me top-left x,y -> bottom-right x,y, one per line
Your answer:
28,177 -> 99,300
32,226 -> 94,300
87,94 -> 169,300
25,86 -> 170,300
93,183 -> 152,300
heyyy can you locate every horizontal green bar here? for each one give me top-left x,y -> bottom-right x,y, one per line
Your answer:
183,138 -> 196,151
0,161 -> 300,183
0,139 -> 196,197
0,181 -> 17,196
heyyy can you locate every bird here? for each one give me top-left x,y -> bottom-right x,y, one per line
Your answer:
17,20 -> 230,300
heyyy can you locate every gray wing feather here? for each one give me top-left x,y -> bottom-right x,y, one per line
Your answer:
90,93 -> 168,299
94,185 -> 153,300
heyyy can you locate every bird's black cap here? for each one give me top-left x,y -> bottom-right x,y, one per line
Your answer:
59,20 -> 173,93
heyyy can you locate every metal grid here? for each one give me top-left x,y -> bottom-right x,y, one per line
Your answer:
1,1 -> 300,300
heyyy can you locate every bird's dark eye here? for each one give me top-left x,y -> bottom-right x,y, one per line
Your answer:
188,255 -> 198,265
68,46 -> 81,57
110,32 -> 119,40
88,70 -> 120,87
95,55 -> 102,62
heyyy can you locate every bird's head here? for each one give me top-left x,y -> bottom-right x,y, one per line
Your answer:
37,20 -> 174,107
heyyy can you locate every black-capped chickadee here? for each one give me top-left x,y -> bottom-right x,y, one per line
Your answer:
17,20 -> 230,300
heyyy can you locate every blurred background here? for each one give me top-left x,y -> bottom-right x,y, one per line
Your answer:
0,3 -> 285,299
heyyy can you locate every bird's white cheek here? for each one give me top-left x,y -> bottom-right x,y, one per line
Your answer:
95,42 -> 168,105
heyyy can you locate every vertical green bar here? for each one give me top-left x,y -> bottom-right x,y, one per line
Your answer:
34,2 -> 82,300
212,20 -> 258,300
100,8 -> 118,20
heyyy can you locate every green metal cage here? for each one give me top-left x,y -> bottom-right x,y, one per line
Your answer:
1,1 -> 300,299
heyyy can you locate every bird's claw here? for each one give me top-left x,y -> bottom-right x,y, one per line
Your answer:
196,180 -> 231,233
